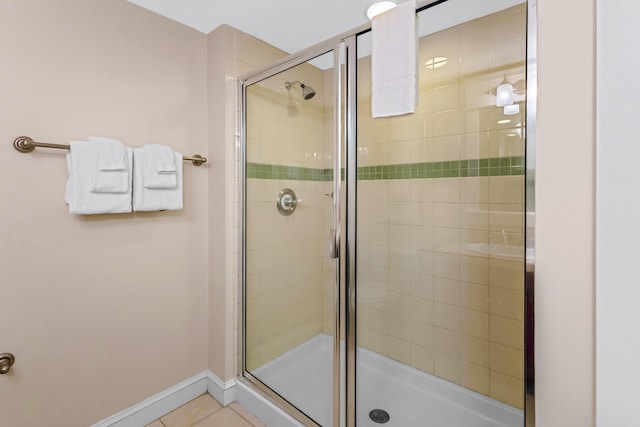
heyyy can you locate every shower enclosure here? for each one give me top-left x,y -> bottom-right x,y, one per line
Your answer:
240,0 -> 534,426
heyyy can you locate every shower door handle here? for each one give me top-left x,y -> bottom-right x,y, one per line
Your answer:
329,228 -> 340,259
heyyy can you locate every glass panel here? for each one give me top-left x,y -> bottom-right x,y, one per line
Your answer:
244,50 -> 340,426
355,1 -> 527,425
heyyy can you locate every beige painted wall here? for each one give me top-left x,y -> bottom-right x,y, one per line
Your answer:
205,25 -> 292,382
536,0 -> 595,425
0,1 -> 208,426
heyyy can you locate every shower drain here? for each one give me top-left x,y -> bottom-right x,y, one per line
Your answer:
369,409 -> 390,424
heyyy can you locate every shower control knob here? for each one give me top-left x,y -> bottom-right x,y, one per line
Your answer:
276,188 -> 299,216
0,353 -> 15,375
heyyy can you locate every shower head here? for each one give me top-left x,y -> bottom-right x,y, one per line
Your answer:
285,80 -> 316,100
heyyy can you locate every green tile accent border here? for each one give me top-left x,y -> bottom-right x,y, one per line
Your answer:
247,157 -> 524,181
245,163 -> 328,181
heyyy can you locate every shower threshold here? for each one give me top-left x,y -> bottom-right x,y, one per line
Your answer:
253,334 -> 523,427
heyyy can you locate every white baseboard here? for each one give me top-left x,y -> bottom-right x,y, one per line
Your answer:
91,370 -> 237,427
206,371 -> 237,406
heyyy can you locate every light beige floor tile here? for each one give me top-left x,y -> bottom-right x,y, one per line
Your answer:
229,402 -> 267,427
145,421 -> 165,427
194,407 -> 253,427
160,394 -> 222,427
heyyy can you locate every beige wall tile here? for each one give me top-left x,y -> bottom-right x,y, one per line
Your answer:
460,177 -> 489,203
460,308 -> 490,340
410,320 -> 435,347
461,336 -> 490,367
434,178 -> 460,203
411,250 -> 435,276
411,344 -> 435,374
435,327 -> 462,357
434,203 -> 460,228
410,180 -> 434,202
490,343 -> 524,379
460,256 -> 489,285
434,252 -> 460,280
434,135 -> 461,162
411,273 -> 435,300
434,84 -> 460,112
490,315 -> 523,350
489,176 -> 524,204
389,269 -> 411,294
435,277 -> 460,305
434,302 -> 460,331
490,371 -> 523,409
461,362 -> 491,395
490,288 -> 524,320
460,282 -> 490,312
435,352 -> 462,385
489,128 -> 524,158
411,202 -> 435,226
389,202 -> 412,225
459,132 -> 490,160
434,227 -> 459,254
412,226 -> 435,251
489,259 -> 524,290
459,203 -> 490,230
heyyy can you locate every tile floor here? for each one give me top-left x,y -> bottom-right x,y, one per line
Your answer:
145,394 -> 267,427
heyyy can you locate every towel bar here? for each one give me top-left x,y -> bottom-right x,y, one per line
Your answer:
13,136 -> 207,166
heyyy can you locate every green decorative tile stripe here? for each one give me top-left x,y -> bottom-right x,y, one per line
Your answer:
247,157 -> 524,181
246,163 -> 331,181
357,157 -> 525,180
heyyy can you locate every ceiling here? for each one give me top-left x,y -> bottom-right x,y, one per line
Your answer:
127,0 -> 524,56
127,0 -> 390,54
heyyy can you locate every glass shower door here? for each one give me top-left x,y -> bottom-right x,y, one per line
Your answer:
243,49 -> 343,427
353,2 -> 527,426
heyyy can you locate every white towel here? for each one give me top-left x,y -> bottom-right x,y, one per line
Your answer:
66,141 -> 133,214
133,148 -> 183,212
143,144 -> 177,189
88,137 -> 129,193
371,0 -> 417,118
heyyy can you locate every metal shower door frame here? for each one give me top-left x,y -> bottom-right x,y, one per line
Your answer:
238,0 -> 537,425
238,41 -> 347,427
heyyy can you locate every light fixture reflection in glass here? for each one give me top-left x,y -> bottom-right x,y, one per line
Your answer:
425,57 -> 448,69
504,104 -> 520,115
497,119 -> 511,125
366,1 -> 397,19
496,74 -> 514,107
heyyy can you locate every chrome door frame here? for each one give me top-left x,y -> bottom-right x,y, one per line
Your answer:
238,41 -> 344,427
237,0 -> 537,425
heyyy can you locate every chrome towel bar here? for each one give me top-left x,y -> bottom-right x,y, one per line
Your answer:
13,136 -> 207,166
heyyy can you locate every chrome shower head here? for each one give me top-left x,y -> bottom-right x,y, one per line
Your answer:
285,80 -> 316,100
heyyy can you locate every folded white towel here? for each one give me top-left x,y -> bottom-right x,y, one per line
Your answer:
88,137 -> 129,193
371,0 -> 417,118
66,141 -> 133,214
143,144 -> 177,189
88,136 -> 127,171
133,148 -> 183,212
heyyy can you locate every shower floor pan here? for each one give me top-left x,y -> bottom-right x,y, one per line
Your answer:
253,334 -> 523,427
